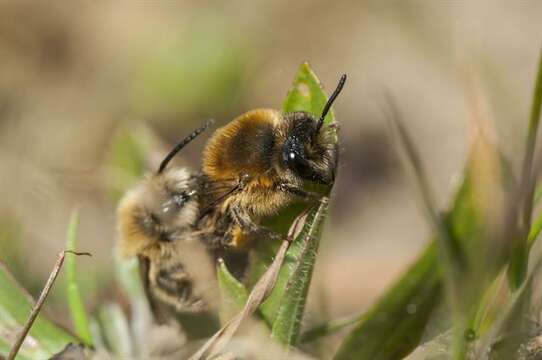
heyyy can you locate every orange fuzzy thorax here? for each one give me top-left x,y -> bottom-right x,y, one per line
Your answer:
202,109 -> 293,217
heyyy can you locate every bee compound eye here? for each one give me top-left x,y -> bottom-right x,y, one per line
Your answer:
173,194 -> 186,206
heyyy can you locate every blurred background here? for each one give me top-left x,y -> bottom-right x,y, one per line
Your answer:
0,0 -> 541,351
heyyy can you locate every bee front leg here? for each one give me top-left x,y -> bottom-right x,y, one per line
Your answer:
278,182 -> 321,203
229,205 -> 282,242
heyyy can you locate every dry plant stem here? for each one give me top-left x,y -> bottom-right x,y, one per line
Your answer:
189,209 -> 312,360
7,250 -> 91,360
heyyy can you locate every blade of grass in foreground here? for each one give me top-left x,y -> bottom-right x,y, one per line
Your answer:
474,262 -> 538,359
507,46 -> 542,289
334,244 -> 441,360
334,167 -> 481,360
0,262 -> 77,359
270,199 -> 329,345
217,259 -> 248,324
65,209 -> 92,346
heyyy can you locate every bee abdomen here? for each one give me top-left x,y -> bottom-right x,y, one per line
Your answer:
148,261 -> 204,313
156,265 -> 193,301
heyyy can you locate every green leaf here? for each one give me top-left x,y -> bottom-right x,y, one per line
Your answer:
0,262 -> 76,359
502,46 -> 542,303
283,62 -> 337,125
508,46 -> 542,288
334,244 -> 441,360
217,259 -> 248,324
65,209 -> 92,346
471,270 -> 509,337
528,210 -> 542,246
475,266 -> 536,358
270,199 -> 329,345
525,48 -> 542,160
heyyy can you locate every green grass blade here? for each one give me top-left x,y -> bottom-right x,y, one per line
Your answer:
474,271 -> 534,358
0,262 -> 76,359
508,46 -> 542,288
334,166 -> 485,360
521,45 -> 542,225
65,209 -> 92,346
270,200 -> 329,345
528,211 -> 542,246
282,62 -> 338,125
471,270 -> 509,337
217,259 -> 248,324
334,244 -> 441,360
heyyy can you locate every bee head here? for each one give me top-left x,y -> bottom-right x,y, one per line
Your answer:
117,120 -> 213,258
117,168 -> 200,257
281,74 -> 346,185
141,169 -> 199,240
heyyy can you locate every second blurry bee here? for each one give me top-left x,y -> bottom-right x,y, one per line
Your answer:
198,74 -> 347,250
117,121 -> 216,325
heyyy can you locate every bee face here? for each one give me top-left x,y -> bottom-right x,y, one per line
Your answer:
117,168 -> 199,257
146,169 -> 199,234
138,169 -> 199,242
281,111 -> 337,185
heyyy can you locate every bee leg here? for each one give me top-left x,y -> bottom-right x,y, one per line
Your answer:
278,183 -> 321,203
230,205 -> 283,241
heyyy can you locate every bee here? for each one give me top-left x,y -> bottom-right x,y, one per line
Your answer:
116,120 -> 217,326
197,74 -> 347,250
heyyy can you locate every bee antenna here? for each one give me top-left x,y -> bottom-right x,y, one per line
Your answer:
315,74 -> 347,137
157,119 -> 214,174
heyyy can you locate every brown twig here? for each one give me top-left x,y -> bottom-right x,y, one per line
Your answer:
7,250 -> 91,360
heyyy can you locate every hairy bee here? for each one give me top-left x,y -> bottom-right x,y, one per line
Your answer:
198,74 -> 347,249
116,73 -> 346,332
116,121 -> 217,326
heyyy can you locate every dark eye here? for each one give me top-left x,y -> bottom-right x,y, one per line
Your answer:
288,152 -> 296,160
172,192 -> 188,206
284,150 -> 312,178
